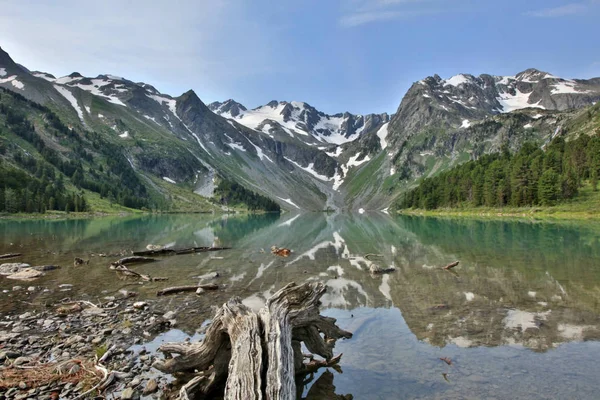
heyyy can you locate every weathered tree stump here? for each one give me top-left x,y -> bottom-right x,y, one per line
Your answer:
153,282 -> 352,400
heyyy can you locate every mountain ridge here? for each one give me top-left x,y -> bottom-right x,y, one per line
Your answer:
2,44 -> 600,212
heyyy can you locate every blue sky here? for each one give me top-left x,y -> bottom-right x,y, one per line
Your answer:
0,0 -> 598,114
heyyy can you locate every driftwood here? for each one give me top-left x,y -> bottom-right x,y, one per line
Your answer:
133,247 -> 232,257
0,253 -> 21,260
442,261 -> 459,270
110,256 -> 157,267
369,264 -> 396,274
156,284 -> 219,296
153,282 -> 352,400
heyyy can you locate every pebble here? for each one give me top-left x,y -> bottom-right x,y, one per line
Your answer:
120,387 -> 136,400
163,311 -> 176,320
133,301 -> 147,309
92,337 -> 103,345
143,378 -> 158,395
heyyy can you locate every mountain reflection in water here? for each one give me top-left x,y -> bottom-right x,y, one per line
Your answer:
1,213 -> 600,399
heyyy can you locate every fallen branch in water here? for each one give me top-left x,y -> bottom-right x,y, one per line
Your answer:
442,261 -> 459,270
0,253 -> 21,260
110,256 -> 157,267
133,246 -> 232,257
156,284 -> 219,296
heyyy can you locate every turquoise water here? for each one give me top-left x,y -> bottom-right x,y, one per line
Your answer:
1,213 -> 600,399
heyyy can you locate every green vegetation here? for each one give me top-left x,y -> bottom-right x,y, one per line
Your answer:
213,179 -> 280,212
0,88 -> 156,212
397,134 -> 600,212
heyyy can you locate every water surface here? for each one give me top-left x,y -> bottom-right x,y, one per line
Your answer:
1,213 -> 600,399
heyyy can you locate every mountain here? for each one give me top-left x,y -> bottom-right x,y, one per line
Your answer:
209,99 -> 390,146
0,46 -> 357,211
1,43 -> 599,213
341,69 -> 600,210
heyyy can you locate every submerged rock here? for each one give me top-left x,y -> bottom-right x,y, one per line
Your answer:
6,268 -> 44,280
0,263 -> 30,275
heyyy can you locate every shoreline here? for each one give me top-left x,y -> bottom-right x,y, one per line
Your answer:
0,209 -> 281,221
396,208 -> 600,221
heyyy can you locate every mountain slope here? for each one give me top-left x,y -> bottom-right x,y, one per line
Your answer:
342,69 -> 600,210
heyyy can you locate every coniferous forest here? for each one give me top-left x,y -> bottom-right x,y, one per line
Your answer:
397,134 -> 600,210
214,179 -> 281,212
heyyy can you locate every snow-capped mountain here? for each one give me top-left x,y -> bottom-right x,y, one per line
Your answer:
397,68 -> 600,135
340,68 -> 600,210
2,42 -> 600,212
209,99 -> 390,145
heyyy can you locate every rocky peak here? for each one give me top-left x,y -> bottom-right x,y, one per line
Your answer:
208,99 -> 247,117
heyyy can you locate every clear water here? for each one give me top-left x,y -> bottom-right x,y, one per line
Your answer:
1,213 -> 600,399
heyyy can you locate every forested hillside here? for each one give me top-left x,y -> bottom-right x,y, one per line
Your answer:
0,88 -> 279,214
397,133 -> 600,210
213,180 -> 280,212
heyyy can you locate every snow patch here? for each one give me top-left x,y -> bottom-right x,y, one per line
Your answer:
551,81 -> 591,95
523,123 -> 533,129
284,157 -> 330,181
0,68 -> 6,77
162,177 -> 176,184
226,142 -> 246,152
358,208 -> 365,214
54,85 -> 85,122
119,131 -> 129,138
0,75 -> 24,90
532,114 -> 543,119
346,152 -> 371,168
464,292 -> 475,301
376,122 -> 389,150
497,88 -> 545,113
461,119 -> 471,128
325,147 -> 343,158
444,74 -> 471,87
248,140 -> 273,163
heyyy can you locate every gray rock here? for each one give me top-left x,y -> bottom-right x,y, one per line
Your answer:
13,356 -> 32,365
0,263 -> 30,275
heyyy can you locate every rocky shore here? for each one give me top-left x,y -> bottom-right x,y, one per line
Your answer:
0,293 -> 199,399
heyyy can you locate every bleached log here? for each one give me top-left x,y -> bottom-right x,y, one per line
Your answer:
156,284 -> 219,296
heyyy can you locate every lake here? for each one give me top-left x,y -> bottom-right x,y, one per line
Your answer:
1,213 -> 600,399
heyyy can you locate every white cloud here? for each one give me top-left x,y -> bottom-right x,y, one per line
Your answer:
527,2 -> 588,17
0,0 -> 278,100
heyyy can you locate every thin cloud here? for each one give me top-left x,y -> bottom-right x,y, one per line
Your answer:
527,3 -> 588,17
339,0 -> 440,27
340,10 -> 406,27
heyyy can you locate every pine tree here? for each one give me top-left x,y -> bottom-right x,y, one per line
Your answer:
538,169 -> 560,206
